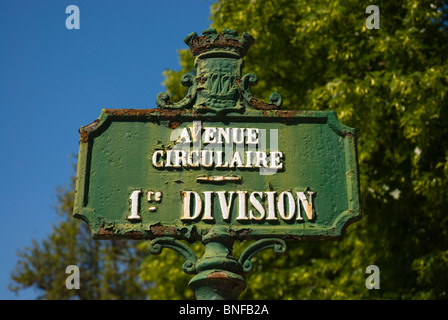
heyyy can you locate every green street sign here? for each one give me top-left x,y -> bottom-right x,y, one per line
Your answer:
74,107 -> 360,241
73,28 -> 361,299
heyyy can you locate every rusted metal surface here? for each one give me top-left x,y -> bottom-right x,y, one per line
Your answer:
196,175 -> 242,183
185,28 -> 254,58
206,271 -> 229,279
248,97 -> 279,110
149,223 -> 177,237
97,225 -> 113,237
74,107 -> 361,242
106,107 -> 190,118
79,119 -> 100,142
168,120 -> 182,129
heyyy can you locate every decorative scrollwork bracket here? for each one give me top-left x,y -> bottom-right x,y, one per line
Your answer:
148,237 -> 198,274
148,233 -> 288,299
238,238 -> 287,274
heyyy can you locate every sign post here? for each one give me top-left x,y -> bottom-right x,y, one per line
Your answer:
74,28 -> 361,300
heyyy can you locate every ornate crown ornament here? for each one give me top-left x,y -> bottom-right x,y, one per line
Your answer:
184,28 -> 254,58
156,28 -> 282,114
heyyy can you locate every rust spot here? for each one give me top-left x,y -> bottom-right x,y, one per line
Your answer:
202,271 -> 247,298
169,120 -> 181,129
150,223 -> 177,237
342,130 -> 356,138
206,271 -> 228,280
231,228 -> 253,240
235,76 -> 241,85
275,110 -> 296,118
105,108 -> 158,117
197,175 -> 241,183
79,119 -> 100,142
80,108 -> 195,144
191,33 -> 250,57
249,97 -> 278,110
97,225 -> 113,236
159,109 -> 187,118
124,230 -> 144,239
105,108 -> 187,119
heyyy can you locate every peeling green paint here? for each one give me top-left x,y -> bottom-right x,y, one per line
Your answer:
74,107 -> 361,241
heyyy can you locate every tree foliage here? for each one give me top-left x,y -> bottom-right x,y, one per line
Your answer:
9,173 -> 151,300
10,0 -> 448,300
146,0 -> 448,299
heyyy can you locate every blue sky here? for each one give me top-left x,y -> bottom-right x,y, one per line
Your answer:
0,0 -> 213,299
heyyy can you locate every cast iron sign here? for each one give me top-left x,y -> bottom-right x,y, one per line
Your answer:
73,28 -> 361,299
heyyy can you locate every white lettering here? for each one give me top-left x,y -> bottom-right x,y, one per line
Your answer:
217,127 -> 231,144
232,128 -> 245,144
246,128 -> 259,144
188,150 -> 200,167
181,191 -> 202,220
229,151 -> 244,168
265,191 -> 277,220
245,151 -> 254,168
152,150 -> 164,168
249,192 -> 265,220
217,191 -> 235,220
201,150 -> 214,167
179,190 -> 316,222
215,151 -> 229,168
127,190 -> 142,220
179,304 -> 213,317
165,150 -> 173,167
173,150 -> 187,168
270,151 -> 283,169
202,191 -> 214,221
190,122 -> 202,143
277,191 -> 295,220
236,191 -> 248,220
151,126 -> 284,172
223,304 -> 268,315
254,151 -> 269,168
203,127 -> 217,144
178,127 -> 191,143
296,191 -> 314,220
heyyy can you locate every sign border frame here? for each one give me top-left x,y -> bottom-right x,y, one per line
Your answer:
74,108 -> 361,242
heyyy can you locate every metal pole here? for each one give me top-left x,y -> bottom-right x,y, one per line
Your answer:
188,226 -> 246,300
148,226 -> 287,300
